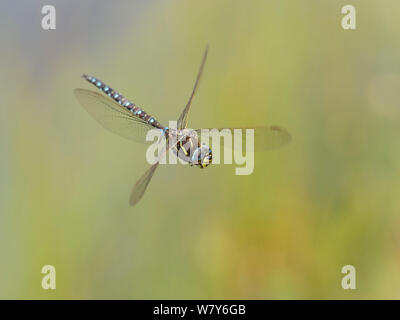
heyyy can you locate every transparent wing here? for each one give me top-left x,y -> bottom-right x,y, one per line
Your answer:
177,45 -> 208,130
195,125 -> 291,152
74,88 -> 155,143
129,140 -> 170,206
130,162 -> 159,206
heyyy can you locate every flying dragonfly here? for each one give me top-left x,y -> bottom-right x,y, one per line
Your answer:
74,47 -> 291,206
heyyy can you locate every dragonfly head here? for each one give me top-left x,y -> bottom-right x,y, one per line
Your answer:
191,144 -> 212,168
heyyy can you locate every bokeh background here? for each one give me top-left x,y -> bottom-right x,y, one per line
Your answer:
1,0 -> 400,299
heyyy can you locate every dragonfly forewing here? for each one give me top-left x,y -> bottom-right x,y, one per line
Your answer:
177,45 -> 208,130
195,125 -> 291,152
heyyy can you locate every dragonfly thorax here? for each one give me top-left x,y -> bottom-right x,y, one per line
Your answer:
168,129 -> 212,168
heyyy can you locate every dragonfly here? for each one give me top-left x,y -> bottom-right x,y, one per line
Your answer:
74,46 -> 291,206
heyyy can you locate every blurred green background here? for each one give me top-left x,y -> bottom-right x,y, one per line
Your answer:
1,0 -> 400,299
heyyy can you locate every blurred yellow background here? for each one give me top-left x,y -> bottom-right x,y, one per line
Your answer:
1,0 -> 400,299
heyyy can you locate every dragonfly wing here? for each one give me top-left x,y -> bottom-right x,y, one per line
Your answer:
177,45 -> 208,130
195,125 -> 291,152
129,162 -> 159,206
74,88 -> 155,143
129,139 -> 170,206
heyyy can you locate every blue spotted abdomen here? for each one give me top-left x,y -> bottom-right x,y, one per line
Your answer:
82,74 -> 164,129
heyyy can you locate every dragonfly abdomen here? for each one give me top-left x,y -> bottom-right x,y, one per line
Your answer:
82,74 -> 164,129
